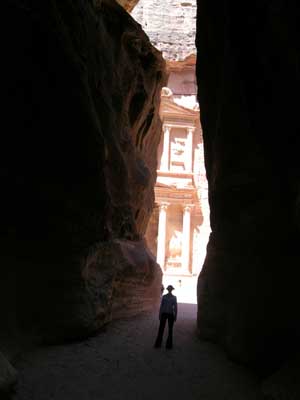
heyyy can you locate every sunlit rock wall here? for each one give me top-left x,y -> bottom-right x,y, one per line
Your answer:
1,0 -> 165,392
196,0 -> 300,378
132,0 -> 197,61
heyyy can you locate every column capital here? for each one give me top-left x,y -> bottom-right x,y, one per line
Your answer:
163,124 -> 171,133
159,202 -> 170,211
187,127 -> 196,134
183,204 -> 194,212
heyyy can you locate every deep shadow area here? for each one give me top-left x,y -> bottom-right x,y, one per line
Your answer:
196,0 -> 300,383
1,1 -> 165,393
12,304 -> 263,400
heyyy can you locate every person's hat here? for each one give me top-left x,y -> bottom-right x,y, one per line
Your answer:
166,285 -> 175,291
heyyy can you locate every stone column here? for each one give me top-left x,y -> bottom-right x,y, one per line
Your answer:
156,203 -> 169,270
198,141 -> 211,274
185,127 -> 194,172
182,205 -> 193,273
160,125 -> 170,171
192,225 -> 201,275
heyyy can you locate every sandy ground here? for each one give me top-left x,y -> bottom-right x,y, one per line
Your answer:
12,304 -> 264,400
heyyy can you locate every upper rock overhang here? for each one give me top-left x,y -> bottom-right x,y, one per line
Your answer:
116,0 -> 139,12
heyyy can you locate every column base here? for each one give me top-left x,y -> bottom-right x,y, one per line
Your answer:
164,268 -> 192,276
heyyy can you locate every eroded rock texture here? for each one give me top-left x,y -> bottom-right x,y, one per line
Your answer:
196,0 -> 300,377
132,0 -> 197,61
1,0 -> 165,391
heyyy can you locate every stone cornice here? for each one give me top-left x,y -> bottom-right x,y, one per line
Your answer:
166,54 -> 196,72
160,98 -> 199,124
157,170 -> 194,179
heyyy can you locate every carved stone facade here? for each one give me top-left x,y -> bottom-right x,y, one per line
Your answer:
145,76 -> 210,282
132,1 -> 210,297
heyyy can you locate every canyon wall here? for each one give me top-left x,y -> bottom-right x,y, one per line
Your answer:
196,0 -> 300,380
1,0 -> 165,393
132,0 -> 196,61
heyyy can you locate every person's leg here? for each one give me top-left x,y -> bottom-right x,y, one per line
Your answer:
154,314 -> 167,347
166,315 -> 175,349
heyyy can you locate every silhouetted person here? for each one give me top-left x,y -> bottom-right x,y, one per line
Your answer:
154,285 -> 177,349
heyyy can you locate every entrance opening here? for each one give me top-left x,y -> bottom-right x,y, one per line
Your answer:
131,0 -> 211,304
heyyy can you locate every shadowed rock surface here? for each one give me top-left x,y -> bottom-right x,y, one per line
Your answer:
196,0 -> 300,388
0,353 -> 17,395
1,0 -> 165,393
116,0 -> 139,12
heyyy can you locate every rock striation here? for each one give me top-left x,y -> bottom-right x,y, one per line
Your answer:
1,0 -> 165,393
196,0 -> 300,378
132,0 -> 197,61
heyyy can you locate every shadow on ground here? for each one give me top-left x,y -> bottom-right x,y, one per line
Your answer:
12,303 -> 263,400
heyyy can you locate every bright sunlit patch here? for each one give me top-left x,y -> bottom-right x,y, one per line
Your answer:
162,275 -> 198,304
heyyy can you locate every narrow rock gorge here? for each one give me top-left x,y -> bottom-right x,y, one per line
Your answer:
2,0 -> 300,398
1,0 -> 165,393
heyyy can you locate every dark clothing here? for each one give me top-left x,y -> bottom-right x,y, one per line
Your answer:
155,293 -> 178,349
155,313 -> 175,349
159,293 -> 177,320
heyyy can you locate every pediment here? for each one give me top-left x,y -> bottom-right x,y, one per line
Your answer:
160,98 -> 199,120
156,182 -> 171,188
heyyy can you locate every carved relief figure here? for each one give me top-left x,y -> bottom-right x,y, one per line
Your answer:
168,230 -> 182,258
170,138 -> 185,168
173,139 -> 185,156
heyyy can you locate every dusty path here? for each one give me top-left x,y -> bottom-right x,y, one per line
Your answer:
13,304 -> 263,400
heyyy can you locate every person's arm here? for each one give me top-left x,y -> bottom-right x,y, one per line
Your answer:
173,296 -> 178,321
159,297 -> 164,320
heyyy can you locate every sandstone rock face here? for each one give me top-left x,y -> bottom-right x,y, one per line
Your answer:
1,0 -> 165,379
196,0 -> 300,374
116,0 -> 139,12
132,0 -> 197,61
